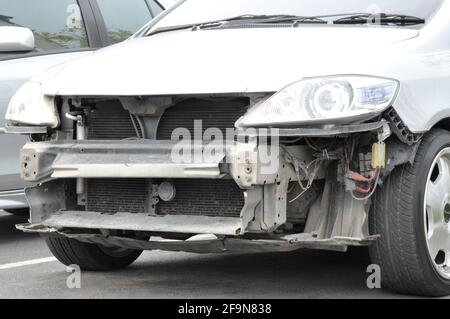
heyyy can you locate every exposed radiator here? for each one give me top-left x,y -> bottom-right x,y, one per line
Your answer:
157,98 -> 249,140
86,179 -> 244,218
157,179 -> 244,217
87,101 -> 142,140
87,179 -> 148,214
87,98 -> 248,140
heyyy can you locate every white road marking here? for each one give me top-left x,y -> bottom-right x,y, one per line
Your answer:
0,257 -> 57,270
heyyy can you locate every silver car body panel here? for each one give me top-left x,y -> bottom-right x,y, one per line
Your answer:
0,52 -> 91,209
0,189 -> 27,210
7,2 -> 450,254
24,0 -> 450,133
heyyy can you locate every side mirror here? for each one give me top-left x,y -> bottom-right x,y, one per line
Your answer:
0,26 -> 35,52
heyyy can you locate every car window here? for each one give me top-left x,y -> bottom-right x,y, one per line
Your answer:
0,0 -> 88,52
96,0 -> 155,44
152,0 -> 443,31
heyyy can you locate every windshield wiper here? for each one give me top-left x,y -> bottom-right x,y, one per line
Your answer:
333,13 -> 425,26
194,15 -> 328,30
147,14 -> 327,36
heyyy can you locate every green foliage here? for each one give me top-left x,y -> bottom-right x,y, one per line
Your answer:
38,27 -> 89,49
107,29 -> 133,44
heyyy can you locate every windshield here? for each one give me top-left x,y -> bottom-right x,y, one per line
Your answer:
149,0 -> 443,32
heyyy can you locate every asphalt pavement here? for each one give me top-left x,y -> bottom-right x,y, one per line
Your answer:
0,210 -> 428,299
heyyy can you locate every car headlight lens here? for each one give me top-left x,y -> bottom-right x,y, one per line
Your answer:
236,76 -> 399,128
5,81 -> 59,128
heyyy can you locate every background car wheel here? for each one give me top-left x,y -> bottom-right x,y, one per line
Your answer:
370,129 -> 450,297
45,237 -> 142,271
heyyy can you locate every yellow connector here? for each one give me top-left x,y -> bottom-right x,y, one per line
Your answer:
371,142 -> 386,169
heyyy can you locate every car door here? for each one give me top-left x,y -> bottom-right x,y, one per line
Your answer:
0,0 -> 163,210
0,0 -> 101,211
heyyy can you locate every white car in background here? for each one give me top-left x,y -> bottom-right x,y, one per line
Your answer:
0,0 -> 164,214
6,0 -> 450,297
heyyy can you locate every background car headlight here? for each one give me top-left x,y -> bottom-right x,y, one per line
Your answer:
5,81 -> 59,128
236,75 -> 399,128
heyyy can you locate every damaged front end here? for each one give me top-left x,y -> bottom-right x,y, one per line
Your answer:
13,91 -> 417,254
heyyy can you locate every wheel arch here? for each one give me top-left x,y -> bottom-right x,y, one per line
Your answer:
431,117 -> 450,132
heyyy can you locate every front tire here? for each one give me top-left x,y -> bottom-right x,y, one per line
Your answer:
45,237 -> 142,271
370,129 -> 450,297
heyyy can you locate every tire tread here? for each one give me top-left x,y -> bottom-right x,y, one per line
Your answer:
370,129 -> 450,296
45,237 -> 142,271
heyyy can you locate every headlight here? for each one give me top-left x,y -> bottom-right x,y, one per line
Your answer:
236,75 -> 399,128
5,81 -> 59,128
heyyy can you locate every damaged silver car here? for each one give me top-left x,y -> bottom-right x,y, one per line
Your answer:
4,0 -> 450,296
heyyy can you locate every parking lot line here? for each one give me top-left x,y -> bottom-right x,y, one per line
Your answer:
0,257 -> 57,270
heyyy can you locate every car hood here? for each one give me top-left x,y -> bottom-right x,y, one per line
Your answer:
39,27 -> 419,96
